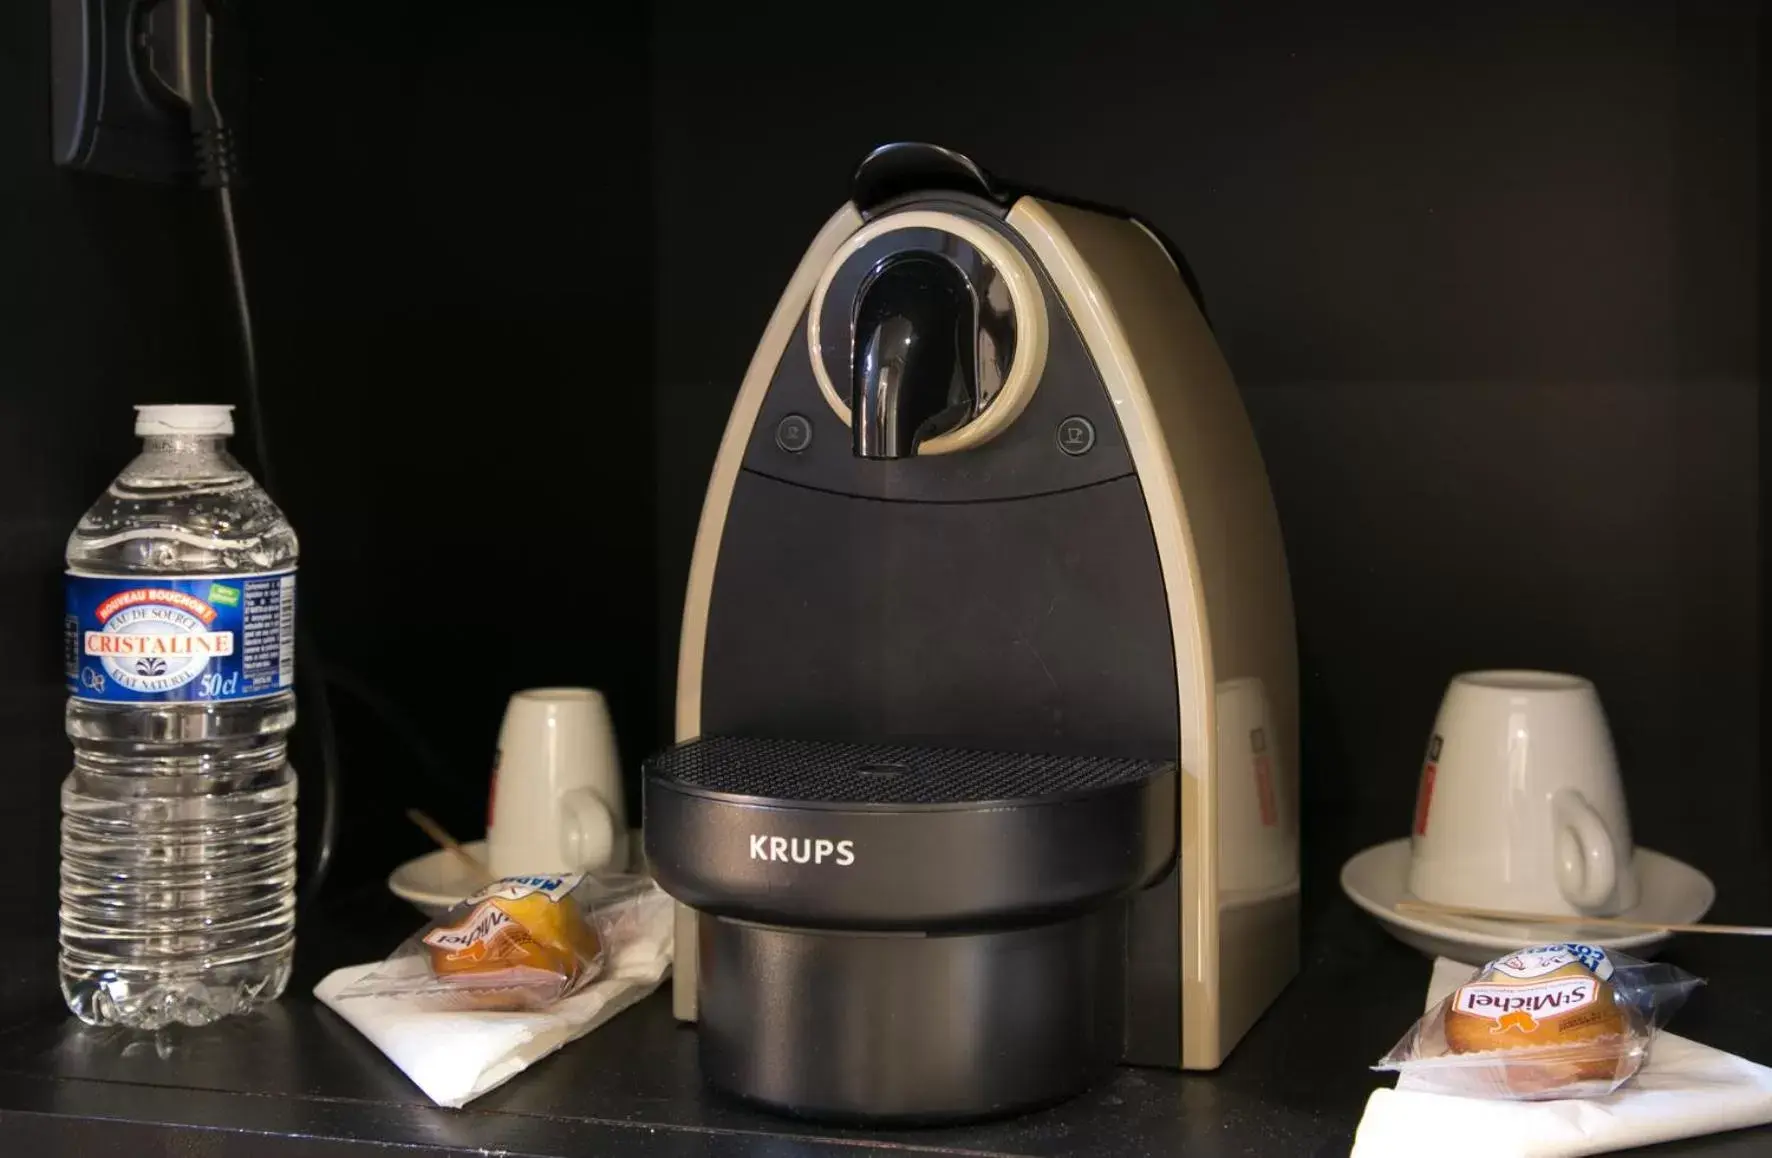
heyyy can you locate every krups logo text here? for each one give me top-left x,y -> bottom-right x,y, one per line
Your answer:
750,835 -> 855,866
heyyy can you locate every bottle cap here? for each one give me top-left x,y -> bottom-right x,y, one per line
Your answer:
134,404 -> 236,436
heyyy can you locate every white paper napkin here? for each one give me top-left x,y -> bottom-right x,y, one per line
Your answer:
314,893 -> 673,1109
1353,956 -> 1772,1157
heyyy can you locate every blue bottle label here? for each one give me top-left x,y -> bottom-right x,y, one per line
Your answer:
64,570 -> 296,703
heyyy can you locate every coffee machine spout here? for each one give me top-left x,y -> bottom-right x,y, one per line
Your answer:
851,252 -> 977,459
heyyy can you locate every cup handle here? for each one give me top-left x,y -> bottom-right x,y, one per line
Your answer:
1552,789 -> 1618,911
557,789 -> 616,872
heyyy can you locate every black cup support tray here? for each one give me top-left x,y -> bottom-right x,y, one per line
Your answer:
644,735 -> 1177,932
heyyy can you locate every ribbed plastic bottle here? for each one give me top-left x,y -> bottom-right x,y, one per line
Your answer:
60,404 -> 299,1028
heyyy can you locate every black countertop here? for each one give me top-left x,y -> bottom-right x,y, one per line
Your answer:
2,882 -> 1769,1157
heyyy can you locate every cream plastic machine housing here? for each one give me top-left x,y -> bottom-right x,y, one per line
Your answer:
660,144 -> 1299,1081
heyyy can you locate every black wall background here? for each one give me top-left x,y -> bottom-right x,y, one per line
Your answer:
0,2 -> 655,928
651,1 -> 1765,908
0,3 -> 1762,937
228,3 -> 656,903
1,1 -> 235,929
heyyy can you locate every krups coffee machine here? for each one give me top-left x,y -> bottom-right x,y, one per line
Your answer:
646,144 -> 1299,1122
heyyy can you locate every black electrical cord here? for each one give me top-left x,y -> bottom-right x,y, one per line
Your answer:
189,0 -> 341,911
216,190 -> 342,912
216,189 -> 265,475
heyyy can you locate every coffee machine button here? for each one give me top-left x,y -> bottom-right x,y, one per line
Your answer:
775,413 -> 814,453
1057,416 -> 1096,456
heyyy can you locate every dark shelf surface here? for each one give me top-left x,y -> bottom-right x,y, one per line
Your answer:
4,878 -> 1771,1156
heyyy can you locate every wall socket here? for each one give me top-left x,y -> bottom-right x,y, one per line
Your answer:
50,0 -> 243,184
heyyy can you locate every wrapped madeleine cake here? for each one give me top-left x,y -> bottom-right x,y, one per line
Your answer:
421,879 -> 605,1009
1377,944 -> 1702,1100
339,872 -> 660,1012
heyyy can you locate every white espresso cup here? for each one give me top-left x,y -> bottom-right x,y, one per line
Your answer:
1407,670 -> 1637,916
486,688 -> 628,878
1215,676 -> 1298,897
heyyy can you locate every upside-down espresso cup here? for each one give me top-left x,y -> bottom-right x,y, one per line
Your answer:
1407,671 -> 1638,917
486,688 -> 627,878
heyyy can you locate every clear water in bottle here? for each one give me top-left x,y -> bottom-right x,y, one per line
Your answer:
61,404 -> 299,1028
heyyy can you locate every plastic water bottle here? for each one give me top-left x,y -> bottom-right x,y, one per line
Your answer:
60,404 -> 299,1028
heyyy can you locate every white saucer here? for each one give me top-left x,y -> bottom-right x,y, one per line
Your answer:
388,829 -> 647,917
1340,838 -> 1715,965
